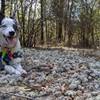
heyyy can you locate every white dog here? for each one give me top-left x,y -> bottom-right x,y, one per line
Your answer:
0,14 -> 27,76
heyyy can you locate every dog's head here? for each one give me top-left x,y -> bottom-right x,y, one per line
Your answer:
0,14 -> 19,48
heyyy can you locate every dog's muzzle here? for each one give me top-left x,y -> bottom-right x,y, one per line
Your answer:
9,31 -> 15,37
0,34 -> 17,48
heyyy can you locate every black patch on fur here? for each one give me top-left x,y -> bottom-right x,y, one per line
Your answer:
0,61 -> 5,70
0,12 -> 5,25
13,24 -> 18,31
10,17 -> 18,31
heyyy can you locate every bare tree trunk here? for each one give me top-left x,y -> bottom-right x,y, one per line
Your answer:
10,0 -> 13,16
20,0 -> 26,47
40,0 -> 44,45
45,19 -> 48,45
1,0 -> 5,15
57,0 -> 64,43
26,0 -> 33,47
63,0 -> 70,44
67,0 -> 74,47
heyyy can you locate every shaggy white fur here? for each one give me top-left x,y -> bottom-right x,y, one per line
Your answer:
0,17 -> 16,37
0,17 -> 27,75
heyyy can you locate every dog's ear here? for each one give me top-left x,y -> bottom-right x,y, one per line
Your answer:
10,16 -> 20,31
0,12 -> 5,25
10,16 -> 14,19
10,16 -> 17,23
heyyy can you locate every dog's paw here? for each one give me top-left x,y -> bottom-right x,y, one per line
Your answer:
13,64 -> 27,75
15,70 -> 22,75
13,58 -> 22,64
21,69 -> 27,75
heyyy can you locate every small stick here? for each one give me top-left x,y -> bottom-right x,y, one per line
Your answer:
0,91 -> 34,100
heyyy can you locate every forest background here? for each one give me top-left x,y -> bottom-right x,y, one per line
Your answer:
0,0 -> 100,48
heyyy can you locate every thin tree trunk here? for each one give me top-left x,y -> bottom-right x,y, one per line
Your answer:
67,0 -> 74,47
20,0 -> 26,47
45,19 -> 48,45
10,0 -> 13,16
40,0 -> 44,45
1,0 -> 5,15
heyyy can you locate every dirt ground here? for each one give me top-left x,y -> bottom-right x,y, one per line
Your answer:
0,48 -> 100,100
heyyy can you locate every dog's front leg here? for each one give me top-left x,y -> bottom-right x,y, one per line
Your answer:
5,65 -> 21,75
13,64 -> 27,75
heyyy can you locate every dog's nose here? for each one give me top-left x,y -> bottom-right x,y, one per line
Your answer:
9,31 -> 15,36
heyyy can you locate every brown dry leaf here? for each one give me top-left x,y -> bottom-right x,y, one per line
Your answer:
46,63 -> 54,69
30,84 -> 42,91
76,90 -> 83,96
61,83 -> 68,93
41,79 -> 54,90
42,85 -> 49,91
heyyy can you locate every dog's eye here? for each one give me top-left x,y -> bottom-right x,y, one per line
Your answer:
13,24 -> 17,30
2,25 -> 7,28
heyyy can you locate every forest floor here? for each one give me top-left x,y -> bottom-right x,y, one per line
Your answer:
0,48 -> 100,100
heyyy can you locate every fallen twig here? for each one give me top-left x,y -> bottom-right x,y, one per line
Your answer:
0,91 -> 34,100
